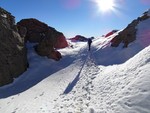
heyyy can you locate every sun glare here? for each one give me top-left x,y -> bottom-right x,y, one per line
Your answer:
94,0 -> 115,12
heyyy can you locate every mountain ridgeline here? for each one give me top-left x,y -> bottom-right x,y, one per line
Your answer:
0,7 -> 150,87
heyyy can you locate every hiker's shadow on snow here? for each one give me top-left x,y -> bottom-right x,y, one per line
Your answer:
63,73 -> 80,94
0,43 -> 90,98
63,52 -> 88,94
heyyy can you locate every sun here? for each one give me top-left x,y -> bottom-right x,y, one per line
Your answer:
94,0 -> 115,12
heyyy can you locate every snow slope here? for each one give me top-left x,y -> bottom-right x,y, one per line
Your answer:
91,18 -> 150,66
52,45 -> 150,113
0,12 -> 150,113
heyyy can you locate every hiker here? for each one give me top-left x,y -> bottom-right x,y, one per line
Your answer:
87,38 -> 92,51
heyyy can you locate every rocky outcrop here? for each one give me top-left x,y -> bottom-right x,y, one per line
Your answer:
105,30 -> 118,37
69,35 -> 88,42
17,18 -> 68,60
34,37 -> 62,61
111,9 -> 150,48
0,7 -> 28,86
17,18 -> 48,42
54,34 -> 69,49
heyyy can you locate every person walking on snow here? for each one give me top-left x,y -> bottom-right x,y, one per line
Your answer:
88,38 -> 92,51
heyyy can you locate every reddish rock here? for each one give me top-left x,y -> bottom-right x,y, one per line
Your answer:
48,50 -> 62,61
69,35 -> 88,42
17,18 -> 68,60
54,34 -> 68,48
111,10 -> 150,48
17,18 -> 48,42
105,30 -> 118,38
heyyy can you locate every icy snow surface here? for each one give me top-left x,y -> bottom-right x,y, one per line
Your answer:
0,17 -> 150,113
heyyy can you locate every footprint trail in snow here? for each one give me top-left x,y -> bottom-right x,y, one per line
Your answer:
52,52 -> 100,113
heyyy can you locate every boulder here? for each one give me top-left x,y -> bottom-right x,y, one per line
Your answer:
48,50 -> 62,61
0,7 -> 28,86
34,31 -> 62,61
34,36 -> 54,57
17,18 -> 48,42
54,33 -> 69,49
17,18 -> 68,60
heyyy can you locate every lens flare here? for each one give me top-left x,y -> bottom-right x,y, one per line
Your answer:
140,0 -> 150,5
63,0 -> 81,9
94,0 -> 116,12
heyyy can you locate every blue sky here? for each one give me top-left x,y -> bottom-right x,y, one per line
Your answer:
0,0 -> 149,38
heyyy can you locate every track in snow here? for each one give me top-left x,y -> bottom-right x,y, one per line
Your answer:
51,51 -> 100,113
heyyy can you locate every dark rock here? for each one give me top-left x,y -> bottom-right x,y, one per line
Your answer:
111,35 -> 122,47
111,10 -> 150,48
138,11 -> 149,21
17,18 -> 48,42
69,35 -> 88,42
17,24 -> 27,40
17,18 -> 68,60
34,37 -> 54,57
0,7 -> 28,86
47,50 -> 62,61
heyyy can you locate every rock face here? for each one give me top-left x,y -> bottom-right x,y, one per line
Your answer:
111,10 -> 150,48
0,7 -> 28,86
17,18 -> 68,60
105,30 -> 118,38
17,18 -> 48,43
69,35 -> 88,42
